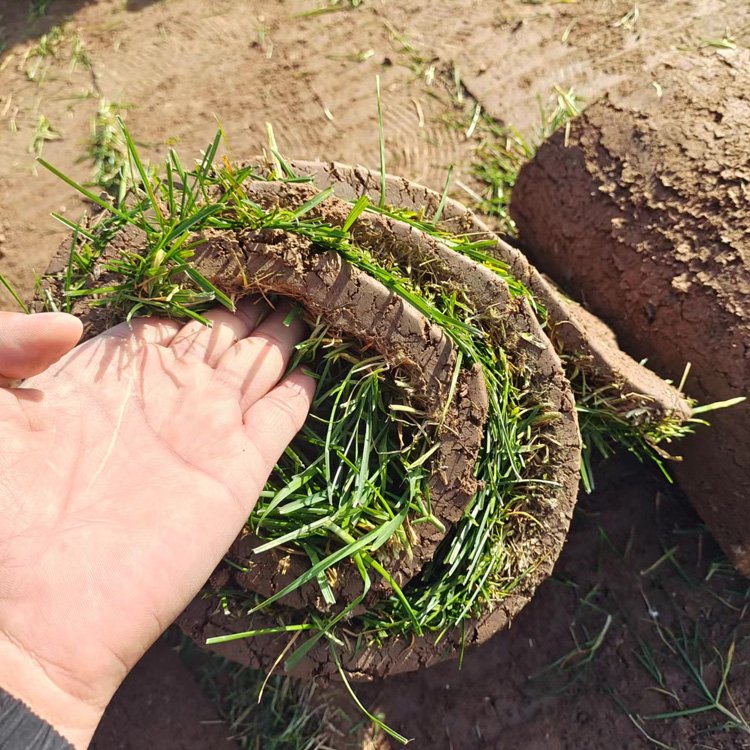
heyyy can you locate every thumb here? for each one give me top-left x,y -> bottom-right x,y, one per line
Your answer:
0,312 -> 83,384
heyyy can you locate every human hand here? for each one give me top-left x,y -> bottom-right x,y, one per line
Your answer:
0,301 -> 314,748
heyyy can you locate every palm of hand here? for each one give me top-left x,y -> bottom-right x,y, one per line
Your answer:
0,303 -> 313,712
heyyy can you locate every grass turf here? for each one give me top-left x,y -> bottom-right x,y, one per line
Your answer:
37,124 -> 551,654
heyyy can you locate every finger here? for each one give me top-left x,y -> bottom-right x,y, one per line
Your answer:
0,312 -> 83,384
168,298 -> 267,367
243,369 -> 316,471
214,306 -> 308,411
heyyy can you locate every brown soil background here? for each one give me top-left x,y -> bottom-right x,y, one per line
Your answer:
2,1 -> 750,748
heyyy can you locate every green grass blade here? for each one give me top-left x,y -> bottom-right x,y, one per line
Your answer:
118,116 -> 164,226
376,75 -> 387,208
38,158 -> 131,223
50,213 -> 98,241
205,623 -> 315,645
248,508 -> 408,615
331,644 -> 410,744
343,194 -> 370,232
432,165 -> 454,225
251,516 -> 333,554
292,186 -> 334,218
182,266 -> 235,311
0,271 -> 29,313
691,396 -> 746,415
271,149 -> 299,179
266,122 -> 283,178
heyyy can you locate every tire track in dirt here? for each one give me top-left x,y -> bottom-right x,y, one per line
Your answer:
0,0 -> 479,305
378,0 -> 750,132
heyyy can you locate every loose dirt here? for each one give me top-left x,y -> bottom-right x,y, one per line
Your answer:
356,455 -> 750,750
90,637 -> 239,750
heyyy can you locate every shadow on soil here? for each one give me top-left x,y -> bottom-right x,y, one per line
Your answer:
125,0 -> 164,10
0,0 -> 160,55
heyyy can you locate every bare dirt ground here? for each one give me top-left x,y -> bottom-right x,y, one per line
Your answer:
2,1 -> 750,748
90,638 -> 240,750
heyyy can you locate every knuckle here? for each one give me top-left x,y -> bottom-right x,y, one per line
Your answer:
256,329 -> 287,350
268,391 -> 307,433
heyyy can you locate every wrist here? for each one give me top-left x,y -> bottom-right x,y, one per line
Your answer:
0,631 -> 107,749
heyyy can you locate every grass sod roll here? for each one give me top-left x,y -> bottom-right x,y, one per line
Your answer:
509,50 -> 750,573
36,131 -> 693,695
182,177 -> 582,679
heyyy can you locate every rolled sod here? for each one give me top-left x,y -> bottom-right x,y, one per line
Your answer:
37,141 -> 690,682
